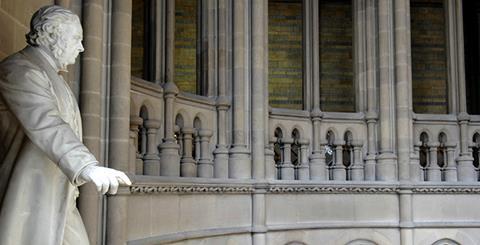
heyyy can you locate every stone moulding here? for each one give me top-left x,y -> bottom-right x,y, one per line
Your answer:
126,181 -> 480,195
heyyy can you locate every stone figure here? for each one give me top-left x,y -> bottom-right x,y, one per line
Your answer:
0,5 -> 131,245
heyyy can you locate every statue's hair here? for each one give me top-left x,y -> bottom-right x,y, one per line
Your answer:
26,5 -> 79,47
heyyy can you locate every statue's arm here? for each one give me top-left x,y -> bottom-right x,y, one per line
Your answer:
0,66 -> 97,186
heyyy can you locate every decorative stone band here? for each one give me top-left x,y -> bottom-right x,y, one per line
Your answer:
412,187 -> 480,194
124,181 -> 480,195
129,185 -> 255,194
268,186 -> 398,194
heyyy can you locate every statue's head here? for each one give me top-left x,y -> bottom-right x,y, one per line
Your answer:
26,5 -> 84,69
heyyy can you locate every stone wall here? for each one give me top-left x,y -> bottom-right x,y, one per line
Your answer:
0,0 -> 53,60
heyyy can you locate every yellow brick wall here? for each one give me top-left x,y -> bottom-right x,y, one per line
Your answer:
0,0 -> 54,60
174,0 -> 197,94
319,0 -> 354,112
268,0 -> 304,110
411,0 -> 448,114
131,0 -> 145,79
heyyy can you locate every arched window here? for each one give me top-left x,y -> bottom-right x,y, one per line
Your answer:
420,132 -> 430,181
438,132 -> 447,180
343,131 -> 353,180
274,127 -> 284,179
326,130 -> 336,180
411,0 -> 448,114
291,129 -> 301,180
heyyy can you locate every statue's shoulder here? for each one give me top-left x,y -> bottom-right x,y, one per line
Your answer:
0,47 -> 43,74
0,47 -> 50,88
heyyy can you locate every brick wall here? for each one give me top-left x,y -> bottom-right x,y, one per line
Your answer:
0,0 -> 54,60
268,0 -> 303,110
319,0 -> 354,112
411,0 -> 448,114
174,0 -> 197,94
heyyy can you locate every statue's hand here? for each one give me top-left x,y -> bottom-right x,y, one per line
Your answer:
79,166 -> 132,195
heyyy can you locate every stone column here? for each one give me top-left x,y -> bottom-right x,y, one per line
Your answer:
365,0 -> 378,181
107,1 -> 131,244
309,0 -> 325,181
213,97 -> 230,178
351,141 -> 364,181
143,119 -> 161,175
265,137 -> 277,180
129,116 -> 143,174
298,139 -> 310,180
78,1 -> 104,244
410,142 -> 422,182
165,0 -> 175,83
280,138 -> 295,180
395,0 -> 414,182
376,0 -> 397,181
333,143 -> 346,181
229,0 -> 251,179
181,127 -> 197,177
251,0 -> 266,181
195,130 -> 201,162
159,82 -> 180,176
427,143 -> 441,181
444,142 -> 458,182
198,129 -> 214,178
399,188 -> 414,245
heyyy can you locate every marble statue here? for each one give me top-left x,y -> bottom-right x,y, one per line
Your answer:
0,5 -> 131,245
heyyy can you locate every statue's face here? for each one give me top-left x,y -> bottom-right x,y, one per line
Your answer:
57,21 -> 84,68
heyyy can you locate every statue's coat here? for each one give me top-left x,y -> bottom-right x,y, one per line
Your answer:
0,46 -> 95,245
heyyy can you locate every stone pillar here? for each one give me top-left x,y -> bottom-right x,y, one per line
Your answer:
399,188 -> 414,245
181,127 -> 196,177
457,115 -> 475,181
427,143 -> 441,181
143,120 -> 161,175
351,141 -> 364,181
309,0 -> 325,181
214,97 -> 230,178
444,143 -> 458,182
333,143 -> 346,181
229,0 -> 251,179
198,129 -> 214,178
129,116 -> 143,174
194,130 -> 201,162
165,0 -> 175,83
410,142 -> 422,182
159,82 -> 180,176
107,1 -> 131,244
251,0 -> 266,181
78,1 -> 104,244
365,0 -> 378,181
298,139 -> 310,180
280,138 -> 294,180
395,0 -> 414,182
265,137 -> 277,180
376,0 -> 397,181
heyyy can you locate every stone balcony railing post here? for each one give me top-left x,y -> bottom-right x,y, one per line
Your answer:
143,119 -> 161,175
411,142 -> 422,182
159,82 -> 180,176
310,110 -> 326,181
298,139 -> 310,180
280,137 -> 294,180
351,141 -> 364,181
427,142 -> 441,181
180,127 -> 196,177
265,137 -> 277,180
129,116 -> 143,174
457,114 -> 475,181
198,129 -> 214,178
444,142 -> 458,181
213,96 -> 230,178
333,141 -> 346,181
